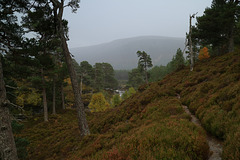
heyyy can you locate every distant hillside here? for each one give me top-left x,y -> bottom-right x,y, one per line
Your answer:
70,36 -> 185,69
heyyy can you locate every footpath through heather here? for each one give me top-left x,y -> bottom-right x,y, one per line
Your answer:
178,94 -> 223,160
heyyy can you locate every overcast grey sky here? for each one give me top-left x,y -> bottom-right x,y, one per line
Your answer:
64,0 -> 212,48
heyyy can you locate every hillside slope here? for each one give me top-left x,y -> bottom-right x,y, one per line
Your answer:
70,36 -> 184,69
18,51 -> 240,160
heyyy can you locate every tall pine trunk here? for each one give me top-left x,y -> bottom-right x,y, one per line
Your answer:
0,56 -> 18,160
189,14 -> 194,71
61,83 -> 65,110
41,68 -> 48,122
52,78 -> 56,115
60,33 -> 90,136
51,0 -> 90,136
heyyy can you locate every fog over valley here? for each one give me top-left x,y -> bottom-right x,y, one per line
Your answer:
70,36 -> 185,69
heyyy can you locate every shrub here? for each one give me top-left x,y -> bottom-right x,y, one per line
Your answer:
88,92 -> 110,112
198,47 -> 210,60
111,94 -> 121,107
12,121 -> 29,160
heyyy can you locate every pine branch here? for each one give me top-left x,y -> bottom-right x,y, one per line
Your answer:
6,85 -> 18,90
8,101 -> 24,111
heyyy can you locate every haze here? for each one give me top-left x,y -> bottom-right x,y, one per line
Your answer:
64,0 -> 212,48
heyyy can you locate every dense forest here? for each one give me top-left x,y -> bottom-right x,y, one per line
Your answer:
0,0 -> 240,160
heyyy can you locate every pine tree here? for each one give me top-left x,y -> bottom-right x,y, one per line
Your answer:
136,51 -> 153,84
50,0 -> 90,136
193,0 -> 239,54
128,68 -> 144,89
0,0 -> 28,159
173,48 -> 185,70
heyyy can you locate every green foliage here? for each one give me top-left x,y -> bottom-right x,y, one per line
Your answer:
121,91 -> 129,101
111,94 -> 121,107
173,48 -> 185,69
128,87 -> 136,96
193,0 -> 240,54
93,63 -> 118,91
15,137 -> 30,160
0,0 -> 25,53
121,87 -> 136,101
12,121 -> 29,160
148,48 -> 186,83
12,121 -> 24,134
149,65 -> 168,82
137,51 -> 153,70
16,85 -> 42,108
88,92 -> 110,112
128,68 -> 144,89
137,51 -> 153,83
80,61 -> 94,87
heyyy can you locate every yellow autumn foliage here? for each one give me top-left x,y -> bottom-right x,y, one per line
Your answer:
64,79 -> 74,107
198,47 -> 210,60
88,92 -> 110,112
16,88 -> 41,107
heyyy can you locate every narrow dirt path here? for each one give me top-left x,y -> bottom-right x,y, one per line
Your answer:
178,95 -> 222,160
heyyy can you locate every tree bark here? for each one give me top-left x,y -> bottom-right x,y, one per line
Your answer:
0,56 -> 18,160
51,0 -> 90,136
61,83 -> 65,110
189,14 -> 194,71
60,33 -> 90,136
80,75 -> 83,95
41,68 -> 48,122
52,78 -> 56,115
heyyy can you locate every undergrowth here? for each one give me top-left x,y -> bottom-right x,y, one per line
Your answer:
17,51 -> 239,160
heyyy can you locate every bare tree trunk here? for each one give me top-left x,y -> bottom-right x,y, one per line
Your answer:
41,68 -> 48,122
52,78 -> 56,115
61,83 -> 65,110
0,56 -> 18,160
189,14 -> 194,72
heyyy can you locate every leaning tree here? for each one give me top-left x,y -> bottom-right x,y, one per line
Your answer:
49,0 -> 90,136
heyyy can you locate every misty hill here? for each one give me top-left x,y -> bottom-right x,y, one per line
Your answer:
70,36 -> 185,69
